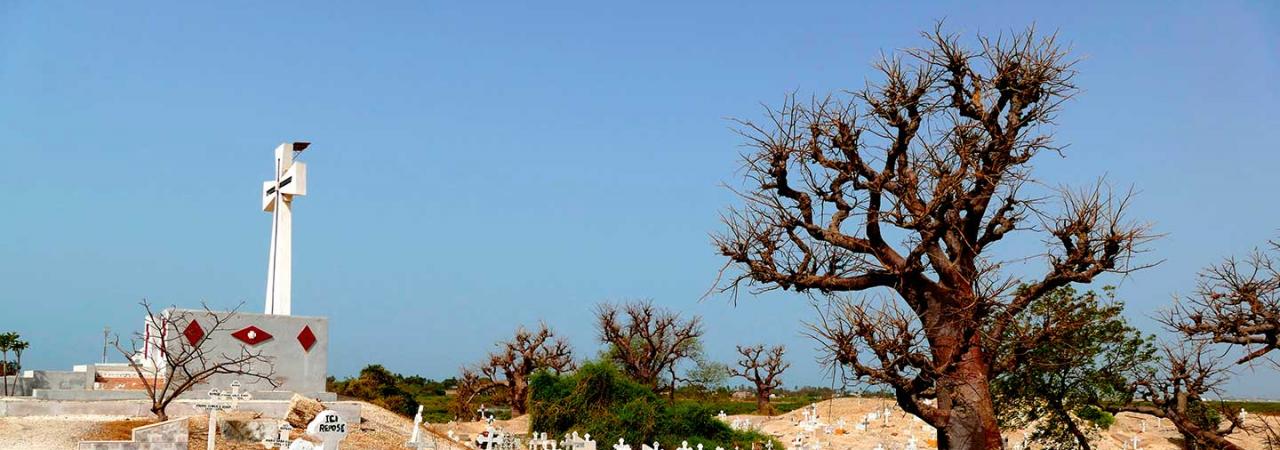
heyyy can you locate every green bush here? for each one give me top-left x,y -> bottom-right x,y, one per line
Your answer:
1075,405 -> 1115,429
529,361 -> 780,449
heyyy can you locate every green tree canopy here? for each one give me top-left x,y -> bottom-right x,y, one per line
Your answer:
991,286 -> 1156,449
528,361 -> 776,450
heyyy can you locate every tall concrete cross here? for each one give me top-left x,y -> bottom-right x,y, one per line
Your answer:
263,142 -> 310,315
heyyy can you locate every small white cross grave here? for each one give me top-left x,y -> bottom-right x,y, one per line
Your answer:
641,441 -> 660,450
1239,407 -> 1248,422
406,405 -> 437,449
614,438 -> 631,450
306,409 -> 350,450
477,429 -> 502,449
261,423 -> 294,450
676,441 -> 692,450
194,380 -> 252,450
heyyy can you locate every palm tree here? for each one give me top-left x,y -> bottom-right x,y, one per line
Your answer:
0,332 -> 15,395
11,339 -> 28,395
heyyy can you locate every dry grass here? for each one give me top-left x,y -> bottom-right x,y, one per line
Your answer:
80,417 -> 159,441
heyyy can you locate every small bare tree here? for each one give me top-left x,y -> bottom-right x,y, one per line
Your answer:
453,324 -> 575,417
596,300 -> 704,395
713,25 -> 1153,449
114,300 -> 278,421
481,323 -> 575,415
451,365 -> 498,419
730,344 -> 789,414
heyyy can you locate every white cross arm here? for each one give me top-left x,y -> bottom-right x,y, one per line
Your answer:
263,162 -> 307,211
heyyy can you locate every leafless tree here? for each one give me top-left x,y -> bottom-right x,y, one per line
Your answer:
714,25 -> 1153,449
452,324 -> 575,417
451,365 -> 499,419
1164,240 -> 1280,368
1110,342 -> 1245,450
596,300 -> 704,397
1141,238 -> 1280,449
113,300 -> 278,421
730,344 -> 789,414
481,323 -> 575,415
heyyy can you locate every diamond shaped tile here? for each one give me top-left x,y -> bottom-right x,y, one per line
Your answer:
297,325 -> 316,352
183,320 -> 205,346
231,325 -> 274,346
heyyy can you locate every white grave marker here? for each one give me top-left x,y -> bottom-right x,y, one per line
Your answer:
306,410 -> 350,450
194,380 -> 252,450
262,423 -> 294,450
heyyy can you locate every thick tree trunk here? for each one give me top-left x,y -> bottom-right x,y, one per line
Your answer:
926,309 -> 1003,450
756,389 -> 772,415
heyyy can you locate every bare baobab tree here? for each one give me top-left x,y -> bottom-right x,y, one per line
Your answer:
713,25 -> 1152,449
1133,238 -> 1280,449
1165,240 -> 1280,367
1111,342 -> 1245,450
481,323 -> 575,415
114,300 -> 278,421
596,300 -> 704,396
452,323 -> 575,417
730,344 -> 789,414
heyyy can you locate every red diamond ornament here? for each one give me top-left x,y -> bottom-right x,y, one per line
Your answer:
230,325 -> 274,346
297,325 -> 317,352
183,320 -> 205,346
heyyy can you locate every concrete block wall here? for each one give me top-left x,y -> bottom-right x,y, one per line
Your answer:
0,398 -> 362,422
157,309 -> 329,395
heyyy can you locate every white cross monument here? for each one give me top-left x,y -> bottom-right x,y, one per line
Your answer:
263,141 -> 310,315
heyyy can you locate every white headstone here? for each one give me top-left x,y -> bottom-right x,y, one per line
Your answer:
262,423 -> 295,450
306,410 -> 350,450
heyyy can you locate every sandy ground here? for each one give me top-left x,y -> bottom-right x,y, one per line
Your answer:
730,397 -> 1277,449
0,403 -> 472,450
0,415 -> 132,450
2,398 -> 1275,449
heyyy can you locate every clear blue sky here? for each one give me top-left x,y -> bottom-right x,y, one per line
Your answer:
2,1 -> 1278,397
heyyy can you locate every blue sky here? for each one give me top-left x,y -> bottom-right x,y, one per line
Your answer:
2,1 -> 1278,397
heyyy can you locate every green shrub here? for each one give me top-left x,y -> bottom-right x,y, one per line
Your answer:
529,361 -> 781,449
1075,405 -> 1115,429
